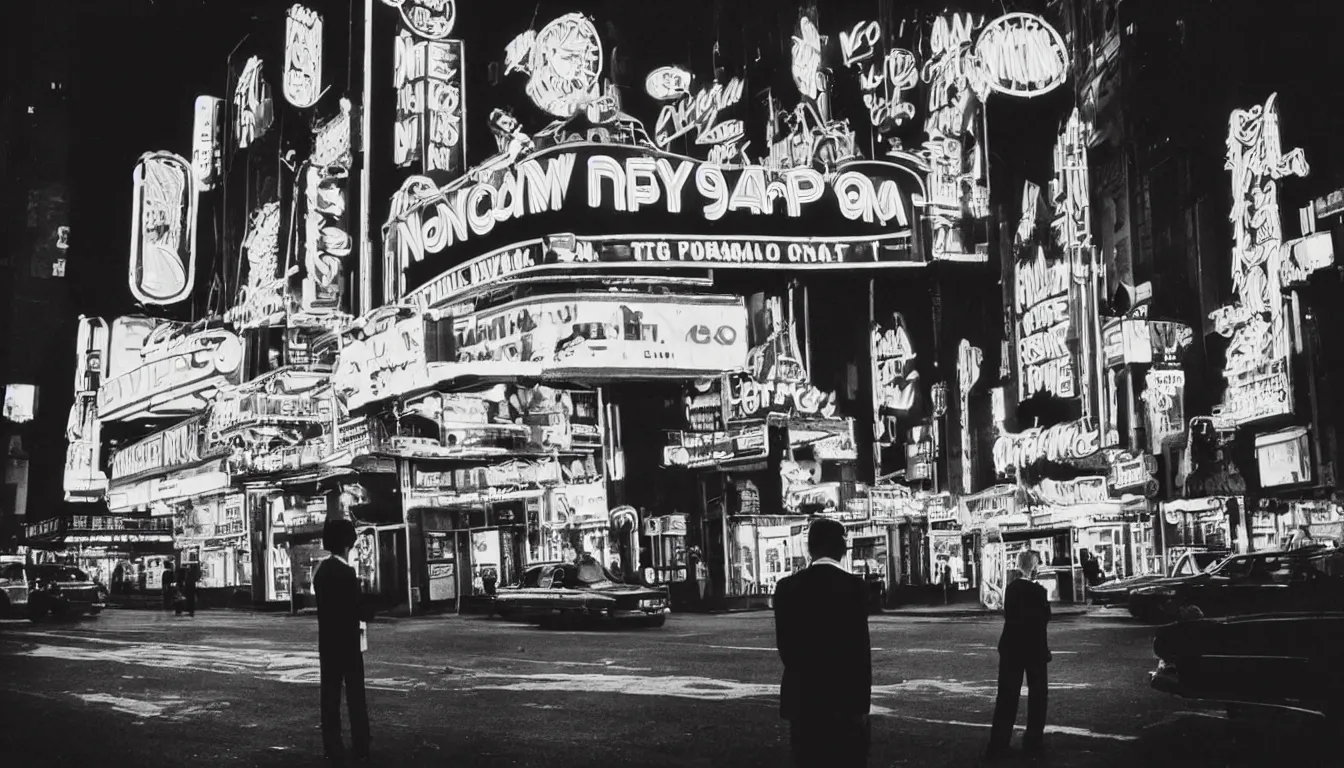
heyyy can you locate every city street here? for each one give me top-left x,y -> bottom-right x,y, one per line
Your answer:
0,608 -> 1329,767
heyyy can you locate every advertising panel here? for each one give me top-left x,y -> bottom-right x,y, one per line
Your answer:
385,144 -> 924,298
1210,94 -> 1307,426
64,394 -> 107,500
1142,369 -> 1186,454
283,5 -> 323,109
407,231 -> 916,310
1016,245 -> 1075,400
992,419 -> 1100,475
191,96 -> 223,190
96,326 -> 244,423
205,370 -> 336,446
662,423 -> 769,469
392,34 -> 465,175
110,415 -> 208,483
129,151 -> 197,306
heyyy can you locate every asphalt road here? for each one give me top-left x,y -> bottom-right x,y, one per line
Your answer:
0,608 -> 1332,767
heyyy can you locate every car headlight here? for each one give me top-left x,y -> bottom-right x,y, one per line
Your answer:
639,598 -> 666,609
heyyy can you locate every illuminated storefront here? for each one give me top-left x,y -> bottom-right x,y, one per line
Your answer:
23,515 -> 175,591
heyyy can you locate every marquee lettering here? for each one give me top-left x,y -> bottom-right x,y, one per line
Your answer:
992,419 -> 1099,475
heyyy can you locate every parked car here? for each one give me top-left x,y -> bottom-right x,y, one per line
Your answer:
494,559 -> 670,628
1089,549 -> 1229,608
0,558 -> 31,619
26,564 -> 106,621
1150,610 -> 1344,724
1129,546 -> 1344,624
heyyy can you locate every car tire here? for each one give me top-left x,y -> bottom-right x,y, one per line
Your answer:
27,602 -> 46,623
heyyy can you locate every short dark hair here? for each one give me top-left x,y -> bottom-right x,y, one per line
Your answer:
807,518 -> 847,560
323,518 -> 358,553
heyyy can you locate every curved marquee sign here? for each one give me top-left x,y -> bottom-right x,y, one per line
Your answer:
385,143 -> 926,298
130,151 -> 197,306
97,328 -> 245,423
382,0 -> 456,40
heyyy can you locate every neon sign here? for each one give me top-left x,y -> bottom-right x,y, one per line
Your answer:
111,416 -> 205,482
1211,94 -> 1308,426
922,14 -> 988,261
790,16 -> 824,102
992,419 -> 1100,475
1032,476 -> 1109,507
1015,246 -> 1075,399
190,96 -> 222,190
872,312 -> 918,455
654,77 -> 745,150
957,339 -> 983,494
233,56 -> 274,150
393,33 -> 465,173
645,66 -> 692,101
505,13 -> 603,118
838,20 -> 918,131
973,13 -> 1069,98
283,5 -> 323,109
382,0 -> 456,41
384,145 -> 919,288
129,152 -> 197,306
97,327 -> 244,423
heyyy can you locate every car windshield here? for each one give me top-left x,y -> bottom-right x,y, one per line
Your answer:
1210,556 -> 1255,579
1193,552 -> 1226,571
576,561 -> 618,586
37,566 -> 90,582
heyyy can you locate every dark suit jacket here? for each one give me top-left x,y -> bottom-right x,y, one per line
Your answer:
997,577 -> 1051,664
315,556 -> 371,660
773,562 -> 872,721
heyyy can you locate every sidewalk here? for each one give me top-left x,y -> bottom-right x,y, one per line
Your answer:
878,603 -> 1093,618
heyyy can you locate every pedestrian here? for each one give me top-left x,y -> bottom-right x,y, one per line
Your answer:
161,560 -> 176,612
772,518 -> 871,767
986,550 -> 1052,761
181,561 -> 200,617
315,518 -> 371,762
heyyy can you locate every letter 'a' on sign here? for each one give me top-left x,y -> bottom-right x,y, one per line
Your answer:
129,151 -> 197,306
974,13 -> 1069,98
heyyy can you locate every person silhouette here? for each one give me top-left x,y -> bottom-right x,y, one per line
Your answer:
773,518 -> 872,766
986,550 -> 1052,760
315,519 -> 372,762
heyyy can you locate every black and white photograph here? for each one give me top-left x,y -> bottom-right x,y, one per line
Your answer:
3,1 -> 1344,765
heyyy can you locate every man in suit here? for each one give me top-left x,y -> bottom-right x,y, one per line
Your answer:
315,519 -> 371,762
773,518 -> 872,767
986,550 -> 1052,760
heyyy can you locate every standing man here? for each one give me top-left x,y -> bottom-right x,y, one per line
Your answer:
161,559 -> 176,612
181,561 -> 200,617
315,519 -> 371,762
986,550 -> 1052,760
773,518 -> 872,767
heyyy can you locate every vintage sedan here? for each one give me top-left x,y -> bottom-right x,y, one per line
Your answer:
26,564 -> 106,621
494,560 -> 670,628
1089,549 -> 1229,608
1129,546 -> 1344,623
1150,611 -> 1344,724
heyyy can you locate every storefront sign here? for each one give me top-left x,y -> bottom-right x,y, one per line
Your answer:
248,438 -> 333,474
726,373 -> 837,423
412,458 -> 563,493
924,14 -> 987,261
97,327 -> 244,422
1033,476 -> 1109,507
336,417 -> 377,456
450,294 -> 749,375
974,13 -> 1070,98
1211,93 -> 1307,426
961,485 -> 1019,527
868,485 -> 920,524
1142,369 -> 1186,454
386,144 -> 924,295
283,5 -> 323,108
408,232 -> 915,309
64,395 -> 107,500
384,0 -> 456,40
992,419 -> 1100,475
1256,427 -> 1313,488
130,151 -> 197,307
1110,456 -> 1149,492
191,96 -> 223,190
111,416 -> 206,482
207,383 -> 336,444
662,424 -> 768,469
1016,246 -> 1075,400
